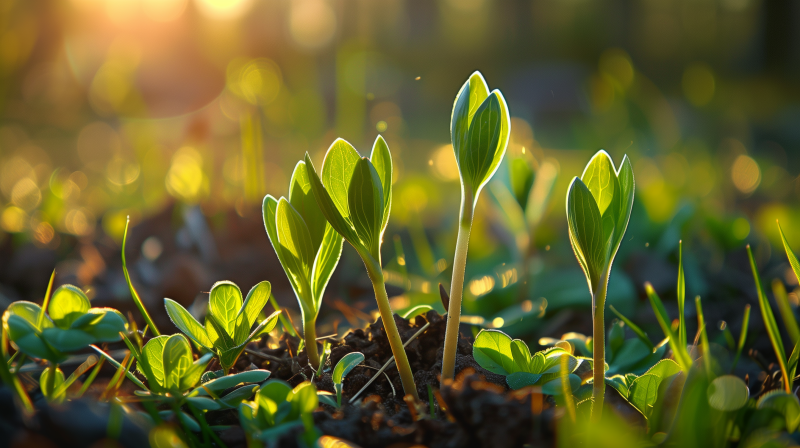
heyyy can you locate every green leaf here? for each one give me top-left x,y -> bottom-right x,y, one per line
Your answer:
510,339 -> 532,372
627,359 -> 681,419
164,298 -> 212,349
605,375 -> 630,398
451,72 -> 489,163
612,155 -> 635,257
772,279 -> 800,346
186,396 -> 220,411
608,305 -> 654,351
41,328 -> 95,352
138,335 -> 169,390
80,309 -> 127,342
207,312 -> 236,351
209,281 -> 243,338
5,314 -> 61,362
321,139 -> 361,226
304,153 -> 359,245
219,311 -> 281,371
580,150 -> 620,220
235,281 -> 272,344
370,135 -> 393,233
275,199 -> 314,308
472,329 -> 517,375
40,365 -> 65,403
707,375 -> 749,411
540,374 -> 580,396
163,334 -> 192,391
288,382 -> 318,417
219,384 -> 259,409
778,221 -> 800,287
758,390 -> 800,432
332,352 -> 364,384
49,285 -> 90,329
644,283 -> 692,372
180,353 -> 212,392
311,225 -> 344,312
347,157 -> 384,259
747,245 -> 790,390
506,372 -> 542,389
289,161 -> 327,250
566,177 -> 606,293
264,196 -> 311,313
401,305 -> 432,320
462,93 -> 508,195
196,370 -> 271,395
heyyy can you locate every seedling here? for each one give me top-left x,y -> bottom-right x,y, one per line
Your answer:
263,161 -> 344,370
332,352 -> 364,406
3,283 -> 127,403
303,136 -> 420,400
472,329 -> 581,393
239,380 -> 320,445
164,280 -> 281,373
442,71 -> 510,384
565,150 -> 634,421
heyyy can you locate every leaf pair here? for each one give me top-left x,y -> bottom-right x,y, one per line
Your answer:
566,151 -> 634,294
606,359 -> 681,420
263,162 -> 344,323
165,281 -> 281,372
136,334 -> 210,394
3,285 -> 127,364
472,329 -> 581,392
451,71 -> 511,203
303,136 -> 392,263
239,380 -> 319,439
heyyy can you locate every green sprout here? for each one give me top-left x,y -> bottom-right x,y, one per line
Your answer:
165,280 -> 281,373
263,161 -> 344,370
442,71 -> 510,384
332,352 -> 364,406
239,380 -> 320,445
3,284 -> 127,403
304,136 -> 420,400
565,150 -> 634,422
472,329 -> 581,394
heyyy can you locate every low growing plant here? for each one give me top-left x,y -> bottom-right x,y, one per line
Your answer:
263,161 -> 344,370
164,280 -> 281,373
239,380 -> 320,446
304,136 -> 420,400
332,351 -> 364,407
565,150 -> 634,421
442,72 -> 510,384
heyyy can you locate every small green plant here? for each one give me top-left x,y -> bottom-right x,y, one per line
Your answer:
263,161 -> 344,370
332,352 -> 364,406
442,71 -> 510,384
3,284 -> 127,403
565,150 -> 634,421
164,280 -> 281,373
239,380 -> 320,445
472,329 -> 581,394
304,136 -> 420,400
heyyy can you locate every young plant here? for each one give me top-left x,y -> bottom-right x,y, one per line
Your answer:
263,161 -> 344,370
332,352 -> 364,406
303,136 -> 420,400
239,380 -> 320,445
565,150 -> 634,421
164,280 -> 281,373
3,284 -> 127,403
442,71 -> 511,384
472,329 -> 581,394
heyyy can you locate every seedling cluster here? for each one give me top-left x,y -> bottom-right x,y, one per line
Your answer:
1,71 -> 800,448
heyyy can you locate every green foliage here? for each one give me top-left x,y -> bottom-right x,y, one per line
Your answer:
239,380 -> 320,444
2,286 -> 127,364
644,283 -> 693,372
707,375 -> 749,411
472,329 -> 581,392
164,280 -> 281,373
136,334 -> 210,394
609,359 -> 681,420
332,352 -> 364,406
566,151 -> 634,295
451,71 -> 510,201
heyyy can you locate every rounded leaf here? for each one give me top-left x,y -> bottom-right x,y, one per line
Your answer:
707,375 -> 749,411
288,381 -> 318,415
163,334 -> 192,391
209,281 -> 243,338
472,329 -> 516,375
49,285 -> 90,328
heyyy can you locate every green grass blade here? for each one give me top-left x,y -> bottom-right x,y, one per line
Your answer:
731,305 -> 750,372
778,220 -> 800,285
90,345 -> 148,391
122,217 -> 160,336
608,304 -> 654,351
677,241 -> 687,349
268,293 -> 298,338
695,296 -> 712,376
644,282 -> 692,372
36,269 -> 56,330
747,245 -> 790,392
76,356 -> 105,398
0,354 -> 34,414
772,279 -> 800,346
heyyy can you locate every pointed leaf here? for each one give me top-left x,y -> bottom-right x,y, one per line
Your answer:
451,72 -> 490,172
138,335 -> 169,389
304,153 -> 359,245
311,224 -> 344,311
612,155 -> 635,256
566,177 -> 606,293
332,352 -> 364,384
164,298 -> 212,349
347,157 -> 384,259
235,281 -> 272,344
289,162 -> 327,250
370,135 -> 393,233
778,221 -> 800,287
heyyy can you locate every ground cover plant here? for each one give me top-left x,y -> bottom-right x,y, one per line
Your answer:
3,70 -> 800,448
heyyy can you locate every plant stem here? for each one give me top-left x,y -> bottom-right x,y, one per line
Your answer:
363,255 -> 419,401
304,317 -> 320,370
591,271 -> 610,423
441,198 -> 474,384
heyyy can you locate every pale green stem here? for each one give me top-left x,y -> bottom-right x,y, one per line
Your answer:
304,316 -> 320,370
362,254 -> 420,401
591,271 -> 610,423
441,197 -> 474,384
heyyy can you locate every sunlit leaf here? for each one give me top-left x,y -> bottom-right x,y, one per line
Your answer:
566,177 -> 606,293
370,135 -> 392,233
163,334 -> 192,391
506,372 -> 541,390
472,329 -> 518,375
40,365 -> 66,404
164,298 -> 212,349
540,374 -> 580,396
49,285 -> 90,329
139,335 -> 169,390
209,281 -> 243,338
758,390 -> 800,432
332,352 -> 364,384
347,157 -> 384,259
289,162 -> 327,250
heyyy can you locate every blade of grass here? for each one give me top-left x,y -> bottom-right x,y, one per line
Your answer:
36,269 -> 56,330
102,351 -> 131,400
720,321 -> 736,351
731,305 -> 750,372
778,220 -> 800,285
747,245 -> 790,392
268,293 -> 298,338
90,345 -> 148,391
695,296 -> 712,376
771,279 -> 800,346
77,356 -> 106,398
644,282 -> 692,371
53,355 -> 98,398
427,384 -> 436,418
608,304 -> 654,351
677,241 -> 687,350
122,217 -> 160,336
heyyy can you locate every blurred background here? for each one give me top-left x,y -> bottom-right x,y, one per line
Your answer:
2,0 -> 800,354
